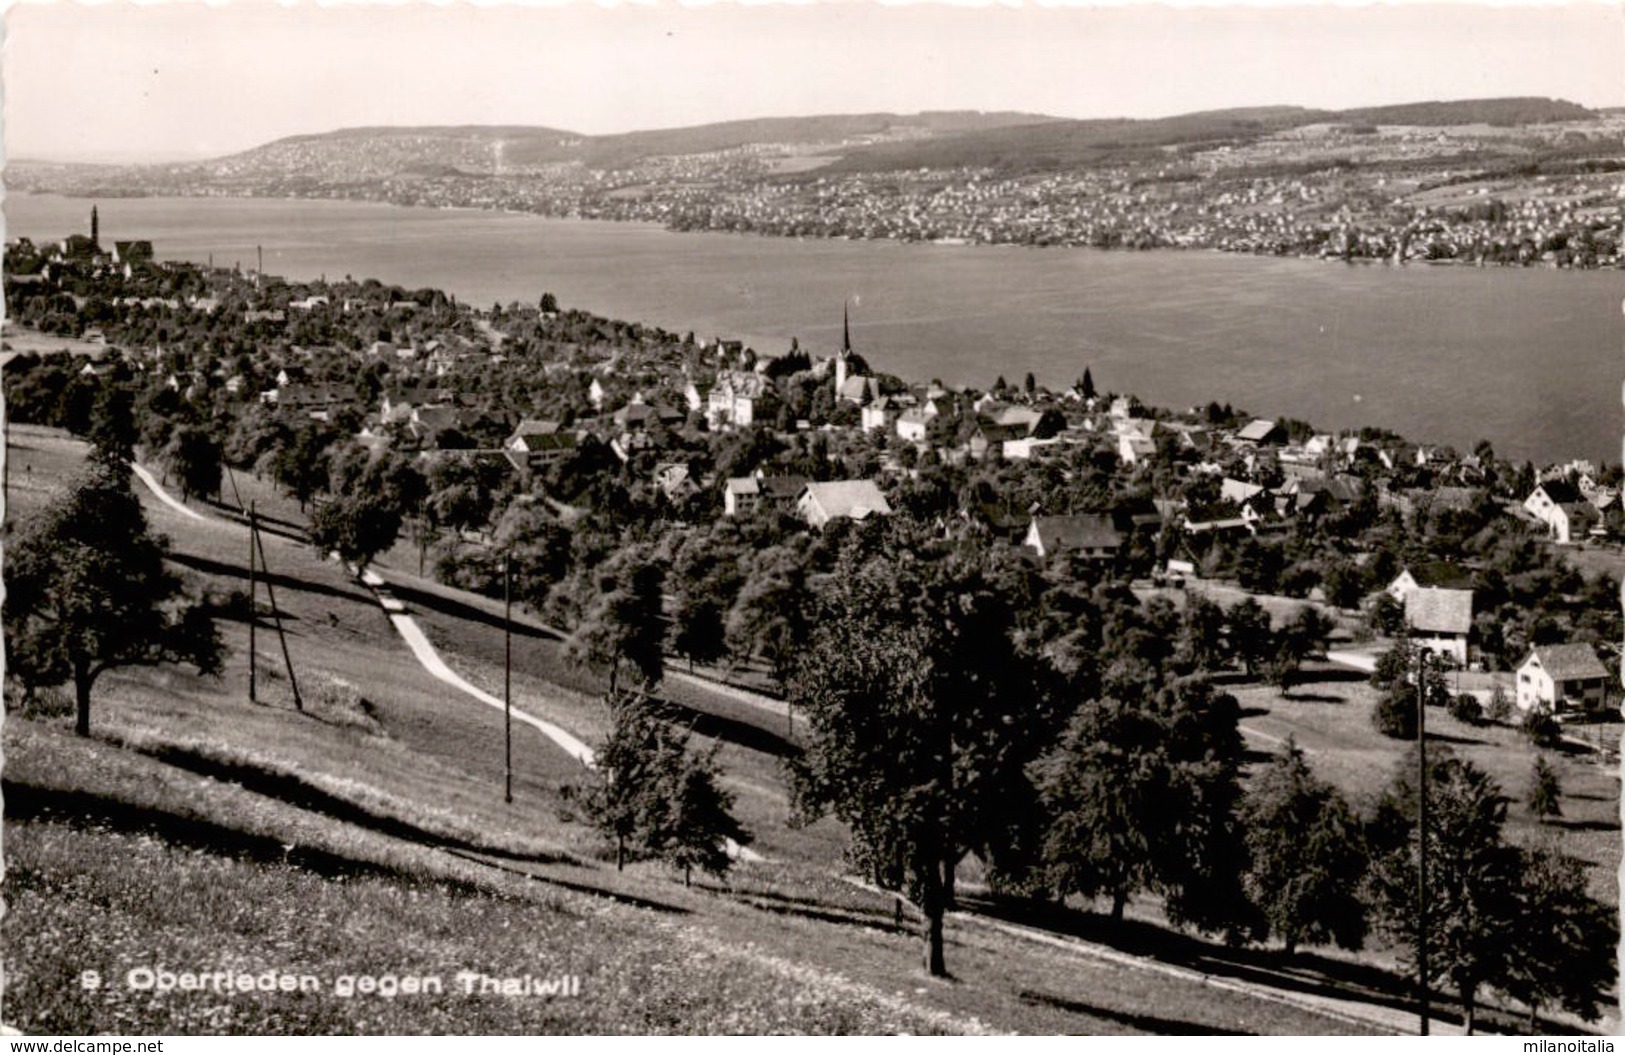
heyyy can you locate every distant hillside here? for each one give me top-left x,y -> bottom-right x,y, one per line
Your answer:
818,98 -> 1597,175
559,111 -> 1061,168
821,106 -> 1328,175
6,97 -> 1602,196
1337,97 -> 1593,127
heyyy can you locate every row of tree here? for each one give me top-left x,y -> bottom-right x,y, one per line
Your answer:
770,524 -> 1613,1033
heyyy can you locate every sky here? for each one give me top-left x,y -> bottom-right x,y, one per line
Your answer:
3,1 -> 1622,163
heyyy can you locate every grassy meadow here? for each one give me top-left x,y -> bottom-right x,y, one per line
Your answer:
3,424 -> 1617,1034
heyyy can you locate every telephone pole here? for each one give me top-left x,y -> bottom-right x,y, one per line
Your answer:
248,501 -> 257,702
504,552 -> 513,805
1417,646 -> 1430,1036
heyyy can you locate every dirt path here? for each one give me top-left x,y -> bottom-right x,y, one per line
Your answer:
357,567 -> 596,767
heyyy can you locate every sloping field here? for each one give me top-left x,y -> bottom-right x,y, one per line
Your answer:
6,426 -> 1607,1034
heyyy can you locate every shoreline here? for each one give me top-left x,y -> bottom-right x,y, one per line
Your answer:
10,188 -> 1621,273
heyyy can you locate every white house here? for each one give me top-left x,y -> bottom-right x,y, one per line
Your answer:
1405,587 -> 1473,667
1118,433 -> 1156,465
1524,480 -> 1598,544
895,407 -> 933,443
1516,643 -> 1610,714
1386,563 -> 1474,604
861,396 -> 902,433
724,477 -> 760,517
797,480 -> 892,529
706,370 -> 768,429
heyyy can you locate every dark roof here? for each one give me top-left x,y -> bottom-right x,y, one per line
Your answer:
1405,562 -> 1475,591
974,422 -> 1028,444
1537,480 -> 1584,504
1030,514 -> 1123,554
758,475 -> 809,501
1524,643 -> 1608,682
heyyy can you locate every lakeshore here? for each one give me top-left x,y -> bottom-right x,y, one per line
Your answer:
6,191 -> 1620,466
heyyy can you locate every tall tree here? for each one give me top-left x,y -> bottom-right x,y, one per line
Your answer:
1036,678 -> 1252,936
1227,597 -> 1275,676
1499,845 -> 1617,1029
1242,739 -> 1369,954
4,464 -> 223,737
310,493 -> 403,573
86,381 -> 137,468
653,737 -> 752,886
163,423 -> 223,502
1035,695 -> 1168,923
1366,748 -> 1524,1033
584,692 -> 748,879
1525,756 -> 1562,821
567,546 -> 666,693
786,533 -> 1048,976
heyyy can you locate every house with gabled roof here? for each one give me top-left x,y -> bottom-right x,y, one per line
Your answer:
1234,419 -> 1287,446
1118,432 -> 1157,466
1387,562 -> 1474,604
1524,479 -> 1599,544
896,406 -> 934,443
797,480 -> 892,529
1516,642 -> 1610,714
1022,514 -> 1123,564
1405,587 -> 1473,667
706,370 -> 770,429
724,471 -> 808,517
861,395 -> 904,434
506,419 -> 581,466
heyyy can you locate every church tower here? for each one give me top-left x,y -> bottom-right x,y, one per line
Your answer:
90,205 -> 99,249
834,303 -> 852,393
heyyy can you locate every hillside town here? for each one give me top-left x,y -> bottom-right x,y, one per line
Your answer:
6,216 -> 1622,696
4,213 -> 1621,1035
11,107 -> 1624,269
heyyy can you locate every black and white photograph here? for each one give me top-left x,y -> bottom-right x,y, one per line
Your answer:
2,0 -> 1622,1038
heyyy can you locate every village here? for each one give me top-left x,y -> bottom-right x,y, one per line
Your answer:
6,213 -> 1621,714
4,213 -> 1621,1034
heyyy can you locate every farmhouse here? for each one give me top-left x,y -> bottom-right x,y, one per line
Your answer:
1524,480 -> 1599,544
1022,514 -> 1123,563
1405,587 -> 1473,667
1516,643 -> 1610,714
796,480 -> 892,529
1386,562 -> 1474,604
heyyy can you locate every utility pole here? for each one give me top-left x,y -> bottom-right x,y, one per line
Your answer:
253,519 -> 303,711
504,552 -> 513,805
248,501 -> 257,703
1417,646 -> 1430,1036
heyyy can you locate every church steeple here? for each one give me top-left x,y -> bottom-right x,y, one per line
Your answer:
835,302 -> 852,393
90,205 -> 99,249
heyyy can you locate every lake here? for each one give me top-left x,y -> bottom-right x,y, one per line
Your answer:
6,192 -> 1619,465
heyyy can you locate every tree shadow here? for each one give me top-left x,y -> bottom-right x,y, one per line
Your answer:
1423,731 -> 1488,747
441,848 -> 691,916
379,579 -> 560,642
1301,668 -> 1375,685
1282,692 -> 1346,704
962,893 -> 1434,1023
645,696 -> 800,759
1546,817 -> 1619,833
165,550 -> 374,608
1017,988 -> 1254,1035
116,739 -> 575,866
4,778 -> 492,895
